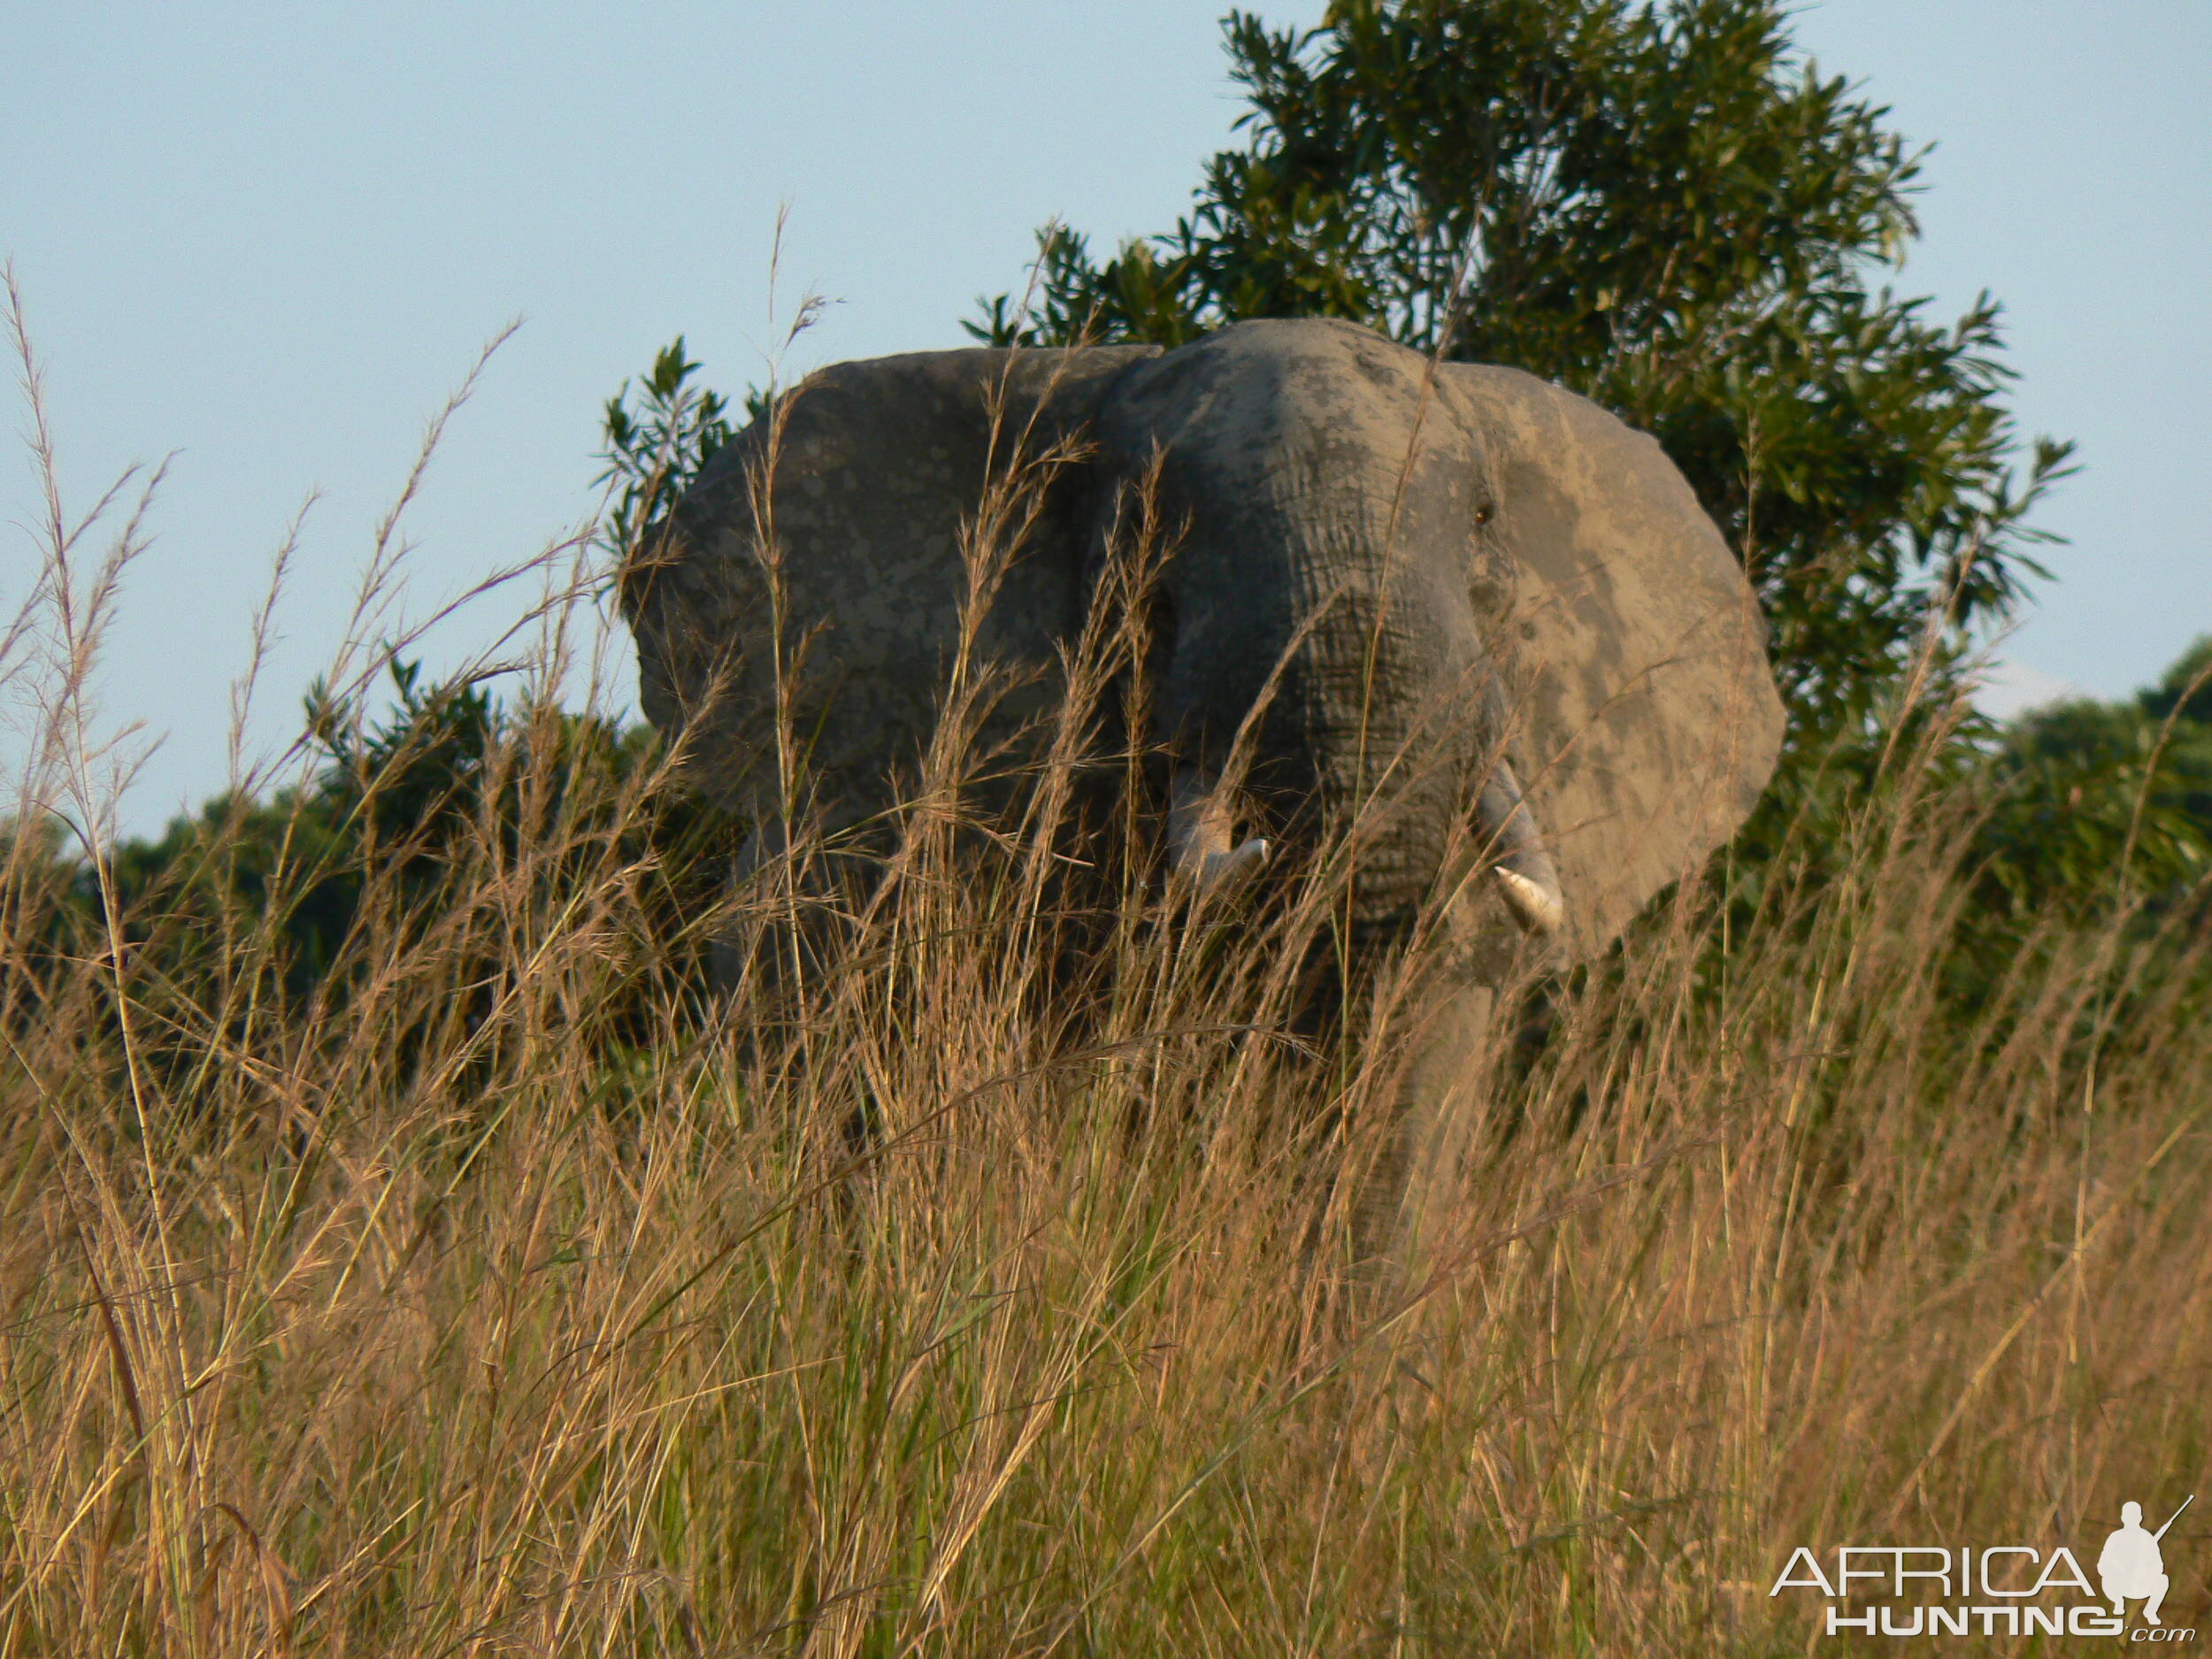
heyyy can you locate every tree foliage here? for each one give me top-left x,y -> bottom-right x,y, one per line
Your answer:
1971,641 -> 2212,930
594,336 -> 740,565
11,657 -> 741,1066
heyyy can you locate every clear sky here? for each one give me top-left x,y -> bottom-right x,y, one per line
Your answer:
7,2 -> 2208,835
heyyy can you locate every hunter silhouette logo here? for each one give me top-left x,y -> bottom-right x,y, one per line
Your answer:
1769,1494 -> 2198,1640
2102,1497 -> 2192,1628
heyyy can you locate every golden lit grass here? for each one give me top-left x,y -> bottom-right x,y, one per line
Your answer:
3,278 -> 2208,1657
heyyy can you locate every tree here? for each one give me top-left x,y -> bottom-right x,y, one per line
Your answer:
13,655 -> 741,1072
971,0 -> 2073,758
1970,639 -> 2212,931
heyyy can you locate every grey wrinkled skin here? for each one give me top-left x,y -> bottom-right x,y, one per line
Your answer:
623,318 -> 1786,1269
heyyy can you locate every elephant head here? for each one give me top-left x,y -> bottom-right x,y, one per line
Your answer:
625,318 -> 1784,980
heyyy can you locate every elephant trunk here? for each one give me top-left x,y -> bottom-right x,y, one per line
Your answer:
1174,580 -> 1488,932
1170,598 -> 1567,948
1106,319 -> 1569,943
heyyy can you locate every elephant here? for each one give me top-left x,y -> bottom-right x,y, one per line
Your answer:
621,317 -> 1786,1267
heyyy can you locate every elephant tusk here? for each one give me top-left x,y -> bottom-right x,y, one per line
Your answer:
1493,864 -> 1565,935
1206,837 -> 1271,884
1476,757 -> 1567,938
1169,769 -> 1270,890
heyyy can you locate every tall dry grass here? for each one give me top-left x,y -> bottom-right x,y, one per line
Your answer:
4,280 -> 2208,1659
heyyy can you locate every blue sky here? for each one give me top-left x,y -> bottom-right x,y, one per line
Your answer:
7,2 -> 2208,834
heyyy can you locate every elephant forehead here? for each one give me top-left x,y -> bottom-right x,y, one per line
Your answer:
1108,319 -> 1478,482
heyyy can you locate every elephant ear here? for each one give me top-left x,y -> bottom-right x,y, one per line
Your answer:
624,344 -> 1160,827
1443,365 -> 1786,960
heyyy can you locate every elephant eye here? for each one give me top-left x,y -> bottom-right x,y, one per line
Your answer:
1473,503 -> 1495,527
